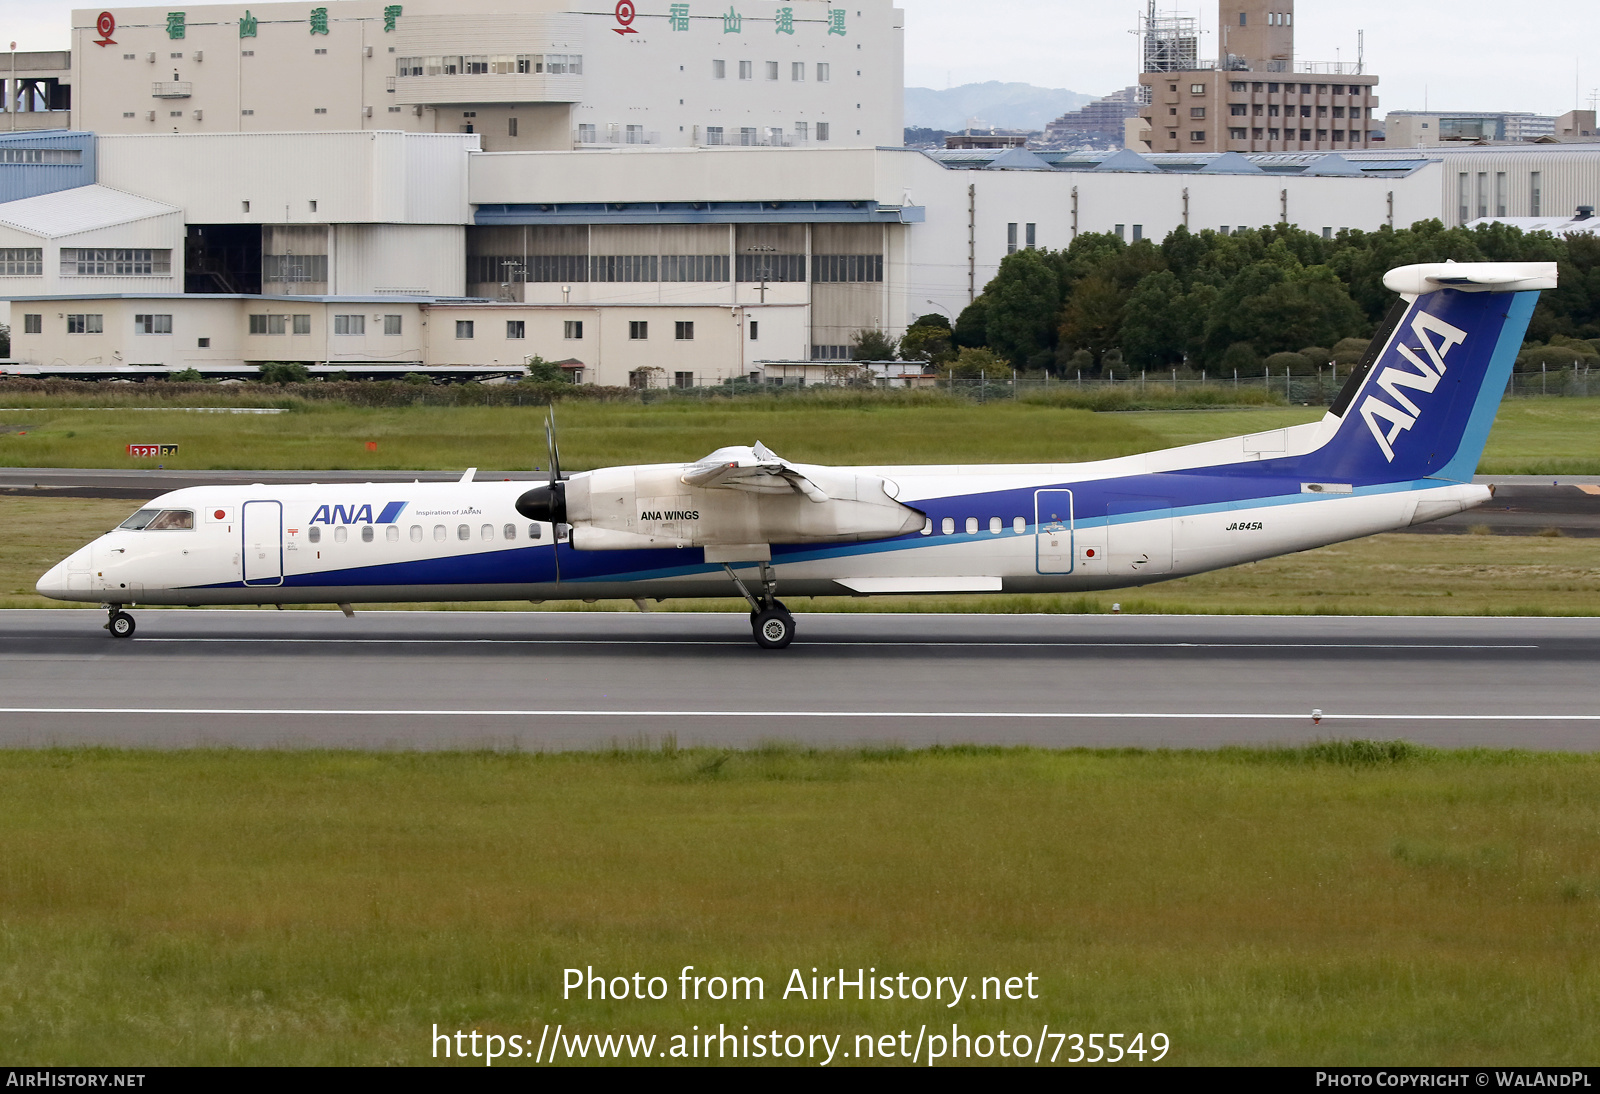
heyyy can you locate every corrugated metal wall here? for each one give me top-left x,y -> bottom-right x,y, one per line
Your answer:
334,224 -> 466,296
0,131 -> 95,205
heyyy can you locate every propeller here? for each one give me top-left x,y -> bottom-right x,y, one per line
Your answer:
515,408 -> 567,524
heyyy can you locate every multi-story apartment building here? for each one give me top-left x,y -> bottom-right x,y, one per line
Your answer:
1137,2 -> 1380,155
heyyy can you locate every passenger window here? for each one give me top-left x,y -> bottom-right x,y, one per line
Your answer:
410,525 -> 422,543
504,524 -> 517,540
481,524 -> 494,541
941,517 -> 954,535
119,508 -> 160,530
1013,516 -> 1025,534
334,526 -> 348,543
308,526 -> 321,543
457,524 -> 470,541
386,525 -> 399,542
921,518 -> 932,536
433,524 -> 446,542
359,526 -> 373,542
529,524 -> 542,540
965,517 -> 978,535
989,517 -> 1001,535
146,510 -> 194,530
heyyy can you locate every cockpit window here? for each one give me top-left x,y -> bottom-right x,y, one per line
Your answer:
146,510 -> 194,530
122,509 -> 194,531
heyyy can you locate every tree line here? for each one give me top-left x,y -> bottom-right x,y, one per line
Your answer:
875,220 -> 1600,378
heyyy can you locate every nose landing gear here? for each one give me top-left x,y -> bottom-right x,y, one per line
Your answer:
721,562 -> 795,649
105,605 -> 136,639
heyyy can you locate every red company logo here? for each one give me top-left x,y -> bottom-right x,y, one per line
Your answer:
94,11 -> 117,47
613,0 -> 638,35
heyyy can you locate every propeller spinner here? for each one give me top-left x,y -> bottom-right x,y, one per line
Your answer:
515,409 -> 567,524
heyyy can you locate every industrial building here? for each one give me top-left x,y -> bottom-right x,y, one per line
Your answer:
1135,1 -> 1380,155
2,1 -> 1599,385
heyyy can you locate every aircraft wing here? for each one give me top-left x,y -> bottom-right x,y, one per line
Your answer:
680,441 -> 829,502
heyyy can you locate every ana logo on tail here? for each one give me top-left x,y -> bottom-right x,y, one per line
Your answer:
1359,311 -> 1468,462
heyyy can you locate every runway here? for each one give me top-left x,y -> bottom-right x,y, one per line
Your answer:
2,610 -> 1597,750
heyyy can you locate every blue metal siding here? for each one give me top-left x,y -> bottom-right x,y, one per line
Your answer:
0,130 -> 96,205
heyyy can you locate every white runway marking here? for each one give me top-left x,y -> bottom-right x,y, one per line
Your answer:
128,638 -> 1540,650
0,708 -> 1593,721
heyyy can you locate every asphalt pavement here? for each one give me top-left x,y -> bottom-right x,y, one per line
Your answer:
1,609 -> 1596,751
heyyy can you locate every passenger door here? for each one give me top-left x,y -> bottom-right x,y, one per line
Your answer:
241,500 -> 284,586
1034,489 -> 1074,574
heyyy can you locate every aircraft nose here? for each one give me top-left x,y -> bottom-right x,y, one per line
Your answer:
36,545 -> 92,600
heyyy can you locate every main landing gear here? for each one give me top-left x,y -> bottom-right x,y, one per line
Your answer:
105,605 -> 136,639
722,563 -> 795,650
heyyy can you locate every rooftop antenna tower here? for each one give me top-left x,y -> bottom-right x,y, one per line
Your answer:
1357,29 -> 1364,75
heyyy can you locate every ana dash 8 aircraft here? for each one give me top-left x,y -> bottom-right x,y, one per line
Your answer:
37,261 -> 1554,649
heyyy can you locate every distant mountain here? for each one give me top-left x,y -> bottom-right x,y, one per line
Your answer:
904,82 -> 1099,132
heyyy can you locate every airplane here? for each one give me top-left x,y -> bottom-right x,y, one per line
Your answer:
37,260 -> 1553,649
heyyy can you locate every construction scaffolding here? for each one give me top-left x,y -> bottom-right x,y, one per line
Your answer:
1137,2 -> 1199,74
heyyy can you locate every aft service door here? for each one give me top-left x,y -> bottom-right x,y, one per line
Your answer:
1034,489 -> 1074,574
1107,498 -> 1172,576
241,500 -> 284,586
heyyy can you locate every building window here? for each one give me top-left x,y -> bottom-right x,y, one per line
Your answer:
1190,83 -> 1205,94
816,122 -> 829,141
625,124 -> 644,144
383,314 -> 402,336
1300,129 -> 1311,141
1531,171 -> 1542,216
293,314 -> 311,335
812,255 -> 882,282
66,314 -> 104,334
333,314 -> 366,335
749,320 -> 758,340
1229,127 -> 1247,139
740,127 -> 758,145
675,320 -> 694,340
1230,82 -> 1246,92
1267,82 -> 1279,93
817,62 -> 829,81
506,320 -> 526,339
629,320 -> 648,340
795,121 -> 808,141
564,320 -> 583,339
739,59 -> 751,79
1190,107 -> 1205,118
23,314 -> 42,334
1322,227 -> 1333,240
1026,223 -> 1036,248
1268,128 -> 1279,140
59,249 -> 172,276
262,254 -> 329,283
1007,222 -> 1018,254
791,61 -> 805,81
1457,173 -> 1470,222
508,118 -> 518,137
1477,172 -> 1488,219
197,337 -> 209,348
706,126 -> 724,145
1190,131 -> 1206,142
675,371 -> 694,388
1132,224 -> 1143,241
1230,103 -> 1247,116
0,248 -> 43,276
765,61 -> 779,80
133,314 -> 173,334
578,123 -> 596,143
456,320 -> 474,339
248,314 -> 284,335
1114,224 -> 1125,240
713,59 -> 726,78
1495,172 -> 1507,218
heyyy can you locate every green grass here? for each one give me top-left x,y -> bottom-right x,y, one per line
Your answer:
5,745 -> 1600,1064
2,394 -> 1598,473
6,496 -> 1596,615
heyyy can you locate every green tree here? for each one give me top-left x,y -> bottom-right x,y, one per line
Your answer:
937,346 -> 1008,378
1119,270 -> 1189,368
951,297 -> 990,349
1057,272 -> 1126,367
522,355 -> 572,383
850,328 -> 899,361
983,247 -> 1063,368
899,317 -> 955,366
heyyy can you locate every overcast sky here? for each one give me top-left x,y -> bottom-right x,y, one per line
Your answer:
7,1 -> 1594,117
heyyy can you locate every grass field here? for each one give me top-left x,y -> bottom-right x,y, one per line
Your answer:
3,744 -> 1599,1065
1,394 -> 1598,474
6,495 -> 1596,615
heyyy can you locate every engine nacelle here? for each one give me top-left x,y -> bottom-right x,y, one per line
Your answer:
564,464 -> 923,551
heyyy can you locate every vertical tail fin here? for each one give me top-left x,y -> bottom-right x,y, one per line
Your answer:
1305,262 -> 1556,485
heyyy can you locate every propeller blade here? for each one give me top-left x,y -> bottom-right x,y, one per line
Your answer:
518,408 -> 567,524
